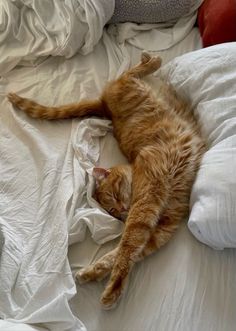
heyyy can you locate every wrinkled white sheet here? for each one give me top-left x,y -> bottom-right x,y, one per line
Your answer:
70,224 -> 236,331
3,11 -> 235,331
0,0 -> 201,76
0,0 -> 114,75
0,49 -> 121,330
69,44 -> 236,331
107,9 -> 198,52
0,25 -> 203,330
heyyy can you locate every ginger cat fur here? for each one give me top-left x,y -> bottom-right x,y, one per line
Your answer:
8,52 -> 206,309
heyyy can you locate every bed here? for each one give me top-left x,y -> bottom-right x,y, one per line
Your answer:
1,1 -> 236,331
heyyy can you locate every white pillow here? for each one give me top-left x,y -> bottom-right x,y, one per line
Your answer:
160,42 -> 236,249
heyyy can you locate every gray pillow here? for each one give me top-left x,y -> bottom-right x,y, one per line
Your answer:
109,0 -> 201,24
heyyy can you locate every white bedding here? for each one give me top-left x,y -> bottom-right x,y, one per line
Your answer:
68,43 -> 236,331
0,0 -> 114,75
0,48 -> 126,330
0,0 -> 199,76
1,4 -> 236,331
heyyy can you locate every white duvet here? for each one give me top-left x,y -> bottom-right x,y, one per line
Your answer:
0,0 -> 114,75
2,40 -> 236,330
0,27 -> 203,331
1,2 -> 235,330
0,48 -> 125,330
69,43 -> 236,331
0,0 -> 201,76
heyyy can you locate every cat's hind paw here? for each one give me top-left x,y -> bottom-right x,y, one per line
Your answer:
141,51 -> 162,71
149,55 -> 162,71
141,51 -> 152,64
100,276 -> 123,310
100,271 -> 128,309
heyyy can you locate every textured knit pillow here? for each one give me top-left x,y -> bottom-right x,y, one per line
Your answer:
110,0 -> 202,24
198,0 -> 236,47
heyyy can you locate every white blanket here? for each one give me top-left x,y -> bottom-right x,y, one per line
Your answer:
69,43 -> 236,331
0,0 -> 114,75
0,0 -> 201,76
0,6 -> 202,330
0,47 -> 126,329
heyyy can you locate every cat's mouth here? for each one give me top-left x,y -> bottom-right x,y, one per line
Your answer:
107,206 -> 129,222
109,210 -> 128,222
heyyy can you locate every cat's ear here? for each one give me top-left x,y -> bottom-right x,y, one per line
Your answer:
92,167 -> 110,183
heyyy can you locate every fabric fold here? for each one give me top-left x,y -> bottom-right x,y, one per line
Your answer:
0,0 -> 115,75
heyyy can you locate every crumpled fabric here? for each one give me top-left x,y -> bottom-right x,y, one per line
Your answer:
0,0 -> 115,74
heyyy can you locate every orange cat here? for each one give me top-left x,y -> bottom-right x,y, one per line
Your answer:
8,52 -> 206,309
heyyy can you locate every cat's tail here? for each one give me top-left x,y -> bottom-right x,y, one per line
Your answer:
7,93 -> 107,120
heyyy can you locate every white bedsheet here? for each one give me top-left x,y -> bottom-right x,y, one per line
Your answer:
68,38 -> 236,331
0,22 -> 202,330
0,13 -> 235,331
0,40 -> 129,328
70,224 -> 236,331
0,0 -> 200,76
0,0 -> 114,75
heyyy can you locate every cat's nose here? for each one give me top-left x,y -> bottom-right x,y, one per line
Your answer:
116,201 -> 125,212
119,205 -> 126,213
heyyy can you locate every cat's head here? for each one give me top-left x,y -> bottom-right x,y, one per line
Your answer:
92,165 -> 132,221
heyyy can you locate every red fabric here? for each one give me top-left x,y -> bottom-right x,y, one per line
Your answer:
198,0 -> 236,47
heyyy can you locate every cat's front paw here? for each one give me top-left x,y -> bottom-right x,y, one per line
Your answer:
75,267 -> 92,284
75,262 -> 111,284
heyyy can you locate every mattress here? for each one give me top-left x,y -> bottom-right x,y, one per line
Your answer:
0,5 -> 236,331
